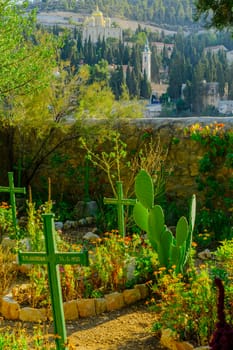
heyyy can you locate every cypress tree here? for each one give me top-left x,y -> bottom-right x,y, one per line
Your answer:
140,70 -> 151,99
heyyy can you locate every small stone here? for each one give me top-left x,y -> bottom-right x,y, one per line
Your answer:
122,288 -> 141,305
78,218 -> 87,226
63,220 -> 78,230
19,307 -> 47,322
77,299 -> 96,318
83,232 -> 100,241
104,292 -> 125,312
176,341 -> 194,350
134,284 -> 149,299
160,328 -> 177,350
85,216 -> 95,225
160,329 -> 194,350
1,295 -> 20,320
95,298 -> 107,315
63,300 -> 79,320
198,249 -> 212,260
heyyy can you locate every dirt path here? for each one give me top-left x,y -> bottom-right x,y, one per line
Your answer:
66,302 -> 167,349
0,302 -> 168,349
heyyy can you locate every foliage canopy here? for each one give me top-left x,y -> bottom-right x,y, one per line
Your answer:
194,0 -> 233,30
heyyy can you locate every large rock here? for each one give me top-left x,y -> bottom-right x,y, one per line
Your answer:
160,328 -> 194,350
73,201 -> 98,219
83,231 -> 100,242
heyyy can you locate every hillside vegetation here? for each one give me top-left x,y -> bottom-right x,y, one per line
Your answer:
30,0 -> 199,29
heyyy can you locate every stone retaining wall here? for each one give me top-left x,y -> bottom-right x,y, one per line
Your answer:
0,117 -> 232,207
0,283 -> 149,322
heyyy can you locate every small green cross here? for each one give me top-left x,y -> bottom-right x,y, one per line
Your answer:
0,172 -> 26,234
18,213 -> 89,350
78,157 -> 95,202
104,181 -> 136,237
13,159 -> 24,187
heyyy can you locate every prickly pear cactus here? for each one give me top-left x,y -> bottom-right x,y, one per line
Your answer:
133,169 -> 196,273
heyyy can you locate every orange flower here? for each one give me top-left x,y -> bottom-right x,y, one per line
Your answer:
159,266 -> 166,271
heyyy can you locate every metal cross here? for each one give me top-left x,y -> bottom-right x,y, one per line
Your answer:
18,213 -> 89,350
104,181 -> 136,237
0,172 -> 26,234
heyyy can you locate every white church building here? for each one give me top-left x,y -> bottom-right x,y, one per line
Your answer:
82,7 -> 122,43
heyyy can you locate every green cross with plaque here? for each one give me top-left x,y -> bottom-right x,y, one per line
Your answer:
104,181 -> 136,237
18,213 -> 89,350
0,172 -> 26,234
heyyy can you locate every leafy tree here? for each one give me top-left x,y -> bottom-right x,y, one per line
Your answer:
0,0 -> 57,176
194,0 -> 233,30
90,59 -> 110,83
0,1 -> 56,100
7,64 -> 90,185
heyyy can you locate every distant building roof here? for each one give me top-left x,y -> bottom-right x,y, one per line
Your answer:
204,45 -> 228,54
151,42 -> 174,58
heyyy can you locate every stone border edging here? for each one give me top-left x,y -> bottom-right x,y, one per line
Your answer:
0,283 -> 149,322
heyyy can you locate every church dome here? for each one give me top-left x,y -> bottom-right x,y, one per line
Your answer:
92,6 -> 105,26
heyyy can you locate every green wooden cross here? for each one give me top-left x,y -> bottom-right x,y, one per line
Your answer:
0,172 -> 26,234
78,157 -> 95,202
13,159 -> 24,187
104,181 -> 136,237
18,213 -> 89,350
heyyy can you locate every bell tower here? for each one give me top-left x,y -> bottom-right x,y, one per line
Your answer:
142,39 -> 151,82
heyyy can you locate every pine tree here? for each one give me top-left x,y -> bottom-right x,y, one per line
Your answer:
130,68 -> 140,98
151,46 -> 161,83
110,65 -> 125,99
140,70 -> 151,99
167,50 -> 185,100
126,64 -> 132,96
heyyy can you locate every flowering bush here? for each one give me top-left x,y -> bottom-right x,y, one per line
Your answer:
151,265 -> 216,346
